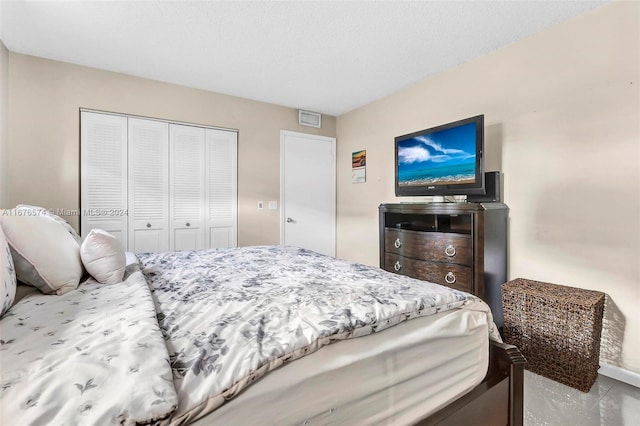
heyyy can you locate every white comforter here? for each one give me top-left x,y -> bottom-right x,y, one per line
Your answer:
1,246 -> 498,425
0,263 -> 178,425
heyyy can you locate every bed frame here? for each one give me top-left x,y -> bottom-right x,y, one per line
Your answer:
418,341 -> 526,426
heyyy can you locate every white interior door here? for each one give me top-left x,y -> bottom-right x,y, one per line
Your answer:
128,118 -> 170,253
280,131 -> 336,257
170,124 -> 206,251
80,111 -> 128,247
205,128 -> 238,249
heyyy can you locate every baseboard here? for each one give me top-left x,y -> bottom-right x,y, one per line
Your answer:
599,363 -> 640,388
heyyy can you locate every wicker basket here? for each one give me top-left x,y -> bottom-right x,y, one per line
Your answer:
502,278 -> 605,392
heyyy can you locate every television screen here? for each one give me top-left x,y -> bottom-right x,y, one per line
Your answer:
395,115 -> 485,197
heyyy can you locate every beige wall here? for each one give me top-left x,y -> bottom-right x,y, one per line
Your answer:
0,41 -> 8,207
336,2 -> 640,373
6,53 -> 336,246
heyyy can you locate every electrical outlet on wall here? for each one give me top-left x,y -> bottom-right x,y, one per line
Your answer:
257,201 -> 264,210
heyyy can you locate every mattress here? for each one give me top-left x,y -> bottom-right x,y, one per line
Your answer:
188,302 -> 491,425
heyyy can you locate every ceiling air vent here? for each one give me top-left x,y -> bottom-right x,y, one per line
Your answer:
298,110 -> 322,128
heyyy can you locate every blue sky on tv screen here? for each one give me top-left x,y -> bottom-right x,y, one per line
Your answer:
397,122 -> 477,185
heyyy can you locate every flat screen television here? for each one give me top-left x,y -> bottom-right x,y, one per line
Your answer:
395,114 -> 485,197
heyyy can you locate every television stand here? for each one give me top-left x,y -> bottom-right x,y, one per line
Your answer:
379,202 -> 509,327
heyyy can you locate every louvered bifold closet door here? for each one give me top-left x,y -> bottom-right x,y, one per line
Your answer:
169,124 -> 206,251
80,111 -> 128,247
128,118 -> 170,253
205,129 -> 238,248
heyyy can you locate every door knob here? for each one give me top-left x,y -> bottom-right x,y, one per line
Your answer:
146,223 -> 151,228
186,223 -> 191,227
286,217 -> 294,223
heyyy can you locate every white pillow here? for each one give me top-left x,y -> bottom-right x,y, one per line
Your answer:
0,225 -> 17,316
80,229 -> 126,284
15,204 -> 82,244
0,210 -> 83,295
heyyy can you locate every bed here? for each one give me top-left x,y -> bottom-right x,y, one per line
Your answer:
0,211 -> 524,426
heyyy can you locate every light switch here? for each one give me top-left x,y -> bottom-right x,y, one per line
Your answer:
268,201 -> 278,210
257,201 -> 264,210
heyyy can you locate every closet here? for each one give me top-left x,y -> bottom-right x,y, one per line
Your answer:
80,110 -> 237,253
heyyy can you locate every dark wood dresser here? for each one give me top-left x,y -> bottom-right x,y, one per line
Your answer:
379,202 -> 508,326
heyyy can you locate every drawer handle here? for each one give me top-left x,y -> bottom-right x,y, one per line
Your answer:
445,272 -> 456,284
394,261 -> 402,272
146,223 -> 152,228
394,238 -> 402,249
186,222 -> 191,227
444,244 -> 456,257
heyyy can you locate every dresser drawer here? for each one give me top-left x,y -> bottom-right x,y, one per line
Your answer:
384,253 -> 472,293
384,228 -> 472,266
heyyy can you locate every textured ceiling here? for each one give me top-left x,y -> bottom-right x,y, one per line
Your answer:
0,1 -> 606,116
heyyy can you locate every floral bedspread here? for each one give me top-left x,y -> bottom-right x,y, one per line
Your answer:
137,245 -> 491,424
0,263 -> 178,425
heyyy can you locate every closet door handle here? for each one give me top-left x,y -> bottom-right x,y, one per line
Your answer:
146,223 -> 152,228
